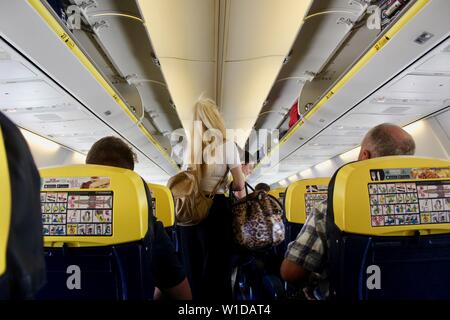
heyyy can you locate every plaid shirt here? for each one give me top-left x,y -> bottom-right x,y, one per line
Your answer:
285,199 -> 329,299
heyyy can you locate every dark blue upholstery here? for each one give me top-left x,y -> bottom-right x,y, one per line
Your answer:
232,250 -> 285,300
165,226 -> 179,252
286,222 -> 303,244
328,233 -> 450,300
0,112 -> 46,299
36,180 -> 154,300
36,241 -> 154,300
327,165 -> 450,300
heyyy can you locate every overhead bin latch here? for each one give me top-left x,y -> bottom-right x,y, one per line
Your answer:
151,53 -> 161,68
125,74 -> 139,86
348,0 -> 372,11
303,71 -> 316,82
337,17 -> 355,27
78,0 -> 97,14
92,20 -> 108,32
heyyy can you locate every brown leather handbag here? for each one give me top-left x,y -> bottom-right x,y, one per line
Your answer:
167,168 -> 228,226
230,183 -> 285,250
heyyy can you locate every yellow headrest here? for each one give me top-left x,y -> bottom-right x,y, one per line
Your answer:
332,156 -> 450,236
285,178 -> 330,224
0,127 -> 11,275
40,165 -> 149,247
268,188 -> 286,201
148,183 -> 175,228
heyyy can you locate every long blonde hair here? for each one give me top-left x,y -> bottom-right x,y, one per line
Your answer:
191,99 -> 227,178
194,98 -> 226,139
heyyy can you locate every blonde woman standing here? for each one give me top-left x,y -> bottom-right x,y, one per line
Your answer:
177,99 -> 245,301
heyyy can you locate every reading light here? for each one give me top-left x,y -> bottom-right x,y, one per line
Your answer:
414,32 -> 434,45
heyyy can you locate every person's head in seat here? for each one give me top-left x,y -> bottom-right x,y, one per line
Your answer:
357,123 -> 415,160
86,136 -> 192,300
255,183 -> 270,193
280,123 -> 416,299
86,136 -> 136,170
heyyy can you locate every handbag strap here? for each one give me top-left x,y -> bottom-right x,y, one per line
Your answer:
208,167 -> 230,199
229,182 -> 254,204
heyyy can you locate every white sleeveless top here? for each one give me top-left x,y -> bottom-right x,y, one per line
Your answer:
199,140 -> 242,194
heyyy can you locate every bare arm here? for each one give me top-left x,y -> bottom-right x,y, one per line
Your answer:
158,277 -> 192,300
280,259 -> 309,284
235,189 -> 247,199
230,166 -> 245,192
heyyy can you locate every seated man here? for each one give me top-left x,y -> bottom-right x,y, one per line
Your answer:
280,123 -> 416,299
86,136 -> 192,300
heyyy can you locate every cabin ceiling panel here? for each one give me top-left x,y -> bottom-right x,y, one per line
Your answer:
0,60 -> 37,80
356,101 -> 444,117
137,0 -> 216,61
1,104 -> 91,124
416,53 -> 450,73
338,113 -> 413,129
225,0 -> 311,61
296,145 -> 348,157
0,80 -> 62,103
309,135 -> 361,146
322,125 -> 368,137
388,74 -> 450,95
221,57 -> 287,126
157,58 -> 215,126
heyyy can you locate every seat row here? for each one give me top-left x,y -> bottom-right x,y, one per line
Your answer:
2,118 -> 450,299
278,157 -> 450,299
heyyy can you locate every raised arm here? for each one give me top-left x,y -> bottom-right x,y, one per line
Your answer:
230,166 -> 245,192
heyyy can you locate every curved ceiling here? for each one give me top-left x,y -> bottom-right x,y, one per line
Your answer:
137,0 -> 313,145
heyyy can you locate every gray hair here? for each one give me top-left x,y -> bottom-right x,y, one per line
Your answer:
364,123 -> 416,158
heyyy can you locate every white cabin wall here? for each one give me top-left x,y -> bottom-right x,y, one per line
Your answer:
283,117 -> 450,184
434,108 -> 450,157
21,129 -> 86,169
406,118 -> 450,160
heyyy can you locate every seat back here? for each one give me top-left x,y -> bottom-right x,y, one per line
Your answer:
0,112 -> 45,299
327,157 -> 450,300
148,183 -> 177,250
36,164 -> 154,300
284,178 -> 330,242
268,188 -> 286,203
0,127 -> 11,280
